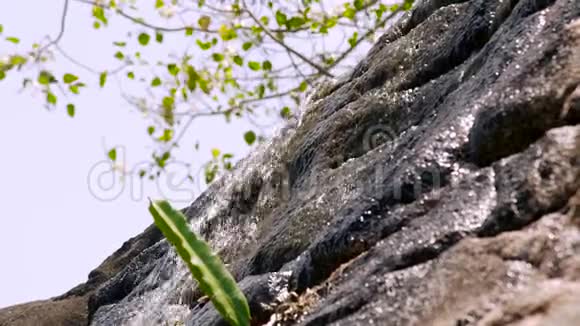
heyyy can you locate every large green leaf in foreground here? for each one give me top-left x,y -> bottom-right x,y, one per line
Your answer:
149,200 -> 250,326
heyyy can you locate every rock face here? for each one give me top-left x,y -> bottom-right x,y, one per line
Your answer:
2,0 -> 580,325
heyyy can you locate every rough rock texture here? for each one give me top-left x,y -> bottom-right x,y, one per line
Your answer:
2,0 -> 579,325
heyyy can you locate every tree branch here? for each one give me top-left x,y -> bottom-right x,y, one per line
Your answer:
54,44 -> 128,77
286,49 -> 311,84
37,0 -> 70,57
241,0 -> 334,78
54,44 -> 97,73
72,0 -> 307,34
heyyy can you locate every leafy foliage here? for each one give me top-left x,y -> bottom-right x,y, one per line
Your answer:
149,200 -> 250,326
0,0 -> 414,185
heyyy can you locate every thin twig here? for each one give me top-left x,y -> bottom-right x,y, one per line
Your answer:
241,0 -> 334,78
37,0 -> 70,57
168,109 -> 230,152
72,0 -> 306,34
233,73 -> 316,82
55,44 -> 128,76
286,50 -> 310,85
54,44 -> 97,73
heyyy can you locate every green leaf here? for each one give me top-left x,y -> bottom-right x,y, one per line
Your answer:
186,66 -> 199,91
156,31 -> 163,43
262,60 -> 272,70
10,55 -> 27,66
231,3 -> 241,14
38,71 -> 56,85
66,103 -> 75,117
374,4 -> 387,20
63,73 -> 79,84
211,148 -> 220,158
199,78 -> 211,94
299,80 -> 308,92
343,7 -> 356,19
244,130 -> 256,145
0,71 -> 5,81
162,96 -> 174,110
99,71 -> 107,87
257,84 -> 265,98
148,200 -> 251,326
69,82 -> 85,94
325,17 -> 338,29
138,33 -> 150,46
280,106 -> 291,119
212,53 -> 224,62
275,10 -> 287,26
147,126 -> 155,135
242,42 -> 252,51
167,63 -> 179,76
126,71 -> 135,79
0,24 -> 3,34
323,56 -> 335,65
162,96 -> 175,125
159,151 -> 171,166
108,148 -> 117,161
155,0 -> 164,8
348,31 -> 358,48
233,55 -> 243,66
151,77 -> 162,87
287,17 -> 305,29
159,128 -> 173,142
114,51 -> 124,60
205,164 -> 218,183
46,91 -> 57,105
248,61 -> 260,71
6,36 -> 20,44
185,27 -> 194,36
218,24 -> 237,41
92,6 -> 108,25
198,15 -> 211,31
196,39 -> 212,50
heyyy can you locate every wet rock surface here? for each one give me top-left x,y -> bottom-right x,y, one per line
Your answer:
2,0 -> 579,325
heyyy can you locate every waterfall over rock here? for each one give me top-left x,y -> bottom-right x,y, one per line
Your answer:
2,0 -> 579,325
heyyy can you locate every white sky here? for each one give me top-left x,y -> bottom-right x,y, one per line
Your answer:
0,0 -> 252,308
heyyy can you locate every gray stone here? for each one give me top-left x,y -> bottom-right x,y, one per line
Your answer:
2,0 -> 579,325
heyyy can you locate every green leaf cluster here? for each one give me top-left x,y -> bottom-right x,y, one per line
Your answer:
0,0 -> 415,184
